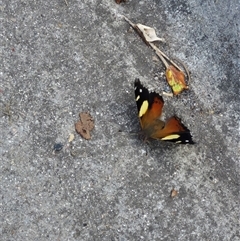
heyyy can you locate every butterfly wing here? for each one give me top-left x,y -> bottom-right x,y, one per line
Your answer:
151,116 -> 194,144
134,78 -> 164,130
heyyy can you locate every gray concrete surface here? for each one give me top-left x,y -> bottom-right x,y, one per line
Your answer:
1,0 -> 239,240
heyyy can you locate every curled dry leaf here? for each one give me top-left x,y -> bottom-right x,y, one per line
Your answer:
166,65 -> 189,95
124,17 -> 164,46
170,188 -> 178,198
75,112 -> 94,140
136,24 -> 165,43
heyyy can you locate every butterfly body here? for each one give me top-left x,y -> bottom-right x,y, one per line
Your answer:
134,79 -> 194,144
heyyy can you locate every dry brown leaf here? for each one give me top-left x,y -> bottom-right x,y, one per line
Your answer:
166,65 -> 189,95
170,188 -> 178,198
75,112 -> 94,140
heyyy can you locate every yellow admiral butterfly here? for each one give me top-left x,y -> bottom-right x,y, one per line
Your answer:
134,79 -> 194,144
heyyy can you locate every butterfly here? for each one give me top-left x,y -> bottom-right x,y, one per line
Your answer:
134,78 -> 194,144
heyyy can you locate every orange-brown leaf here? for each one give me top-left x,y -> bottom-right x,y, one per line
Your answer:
166,65 -> 189,95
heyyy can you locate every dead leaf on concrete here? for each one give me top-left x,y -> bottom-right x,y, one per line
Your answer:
75,112 -> 94,140
124,16 -> 191,95
166,65 -> 189,95
170,188 -> 178,198
135,24 -> 165,43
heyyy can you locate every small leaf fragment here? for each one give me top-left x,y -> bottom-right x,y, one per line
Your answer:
166,65 -> 189,95
75,112 -> 94,140
170,188 -> 178,198
68,133 -> 74,143
136,24 -> 165,43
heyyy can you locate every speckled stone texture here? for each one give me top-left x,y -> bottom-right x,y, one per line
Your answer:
1,0 -> 239,240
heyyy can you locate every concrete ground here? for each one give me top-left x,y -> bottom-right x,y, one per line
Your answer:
1,0 -> 239,240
